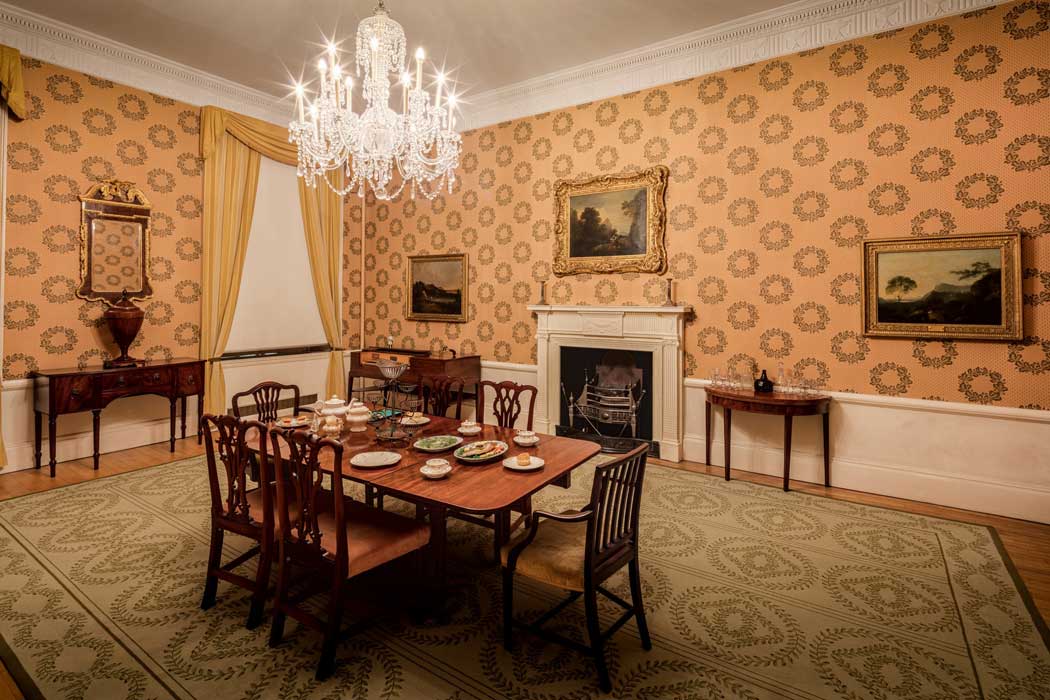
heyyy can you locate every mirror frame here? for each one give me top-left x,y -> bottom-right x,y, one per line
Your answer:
77,179 -> 154,303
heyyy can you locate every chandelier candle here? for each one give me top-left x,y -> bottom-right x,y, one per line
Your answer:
290,0 -> 461,200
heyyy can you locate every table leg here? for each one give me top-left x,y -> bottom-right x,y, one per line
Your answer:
197,392 -> 204,444
180,396 -> 188,439
822,412 -> 830,487
47,415 -> 57,478
91,409 -> 101,471
783,415 -> 793,492
704,400 -> 711,466
723,407 -> 732,481
33,411 -> 42,470
168,398 -> 176,452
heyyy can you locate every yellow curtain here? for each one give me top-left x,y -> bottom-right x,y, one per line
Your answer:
299,174 -> 346,399
201,135 -> 261,414
0,45 -> 26,119
199,106 -> 346,410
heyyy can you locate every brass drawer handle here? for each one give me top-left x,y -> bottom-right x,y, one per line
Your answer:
186,375 -> 195,384
152,373 -> 160,381
116,376 -> 127,386
71,388 -> 81,397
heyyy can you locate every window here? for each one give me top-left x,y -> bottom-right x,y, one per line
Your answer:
224,157 -> 330,355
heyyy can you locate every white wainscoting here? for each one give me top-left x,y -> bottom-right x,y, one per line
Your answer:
6,357 -> 1046,524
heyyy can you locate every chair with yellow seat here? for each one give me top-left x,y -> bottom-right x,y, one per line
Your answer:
500,443 -> 651,693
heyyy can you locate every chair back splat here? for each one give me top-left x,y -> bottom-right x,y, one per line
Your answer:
478,380 -> 538,430
232,381 -> 303,423
423,374 -> 466,419
586,445 -> 648,577
202,413 -> 269,525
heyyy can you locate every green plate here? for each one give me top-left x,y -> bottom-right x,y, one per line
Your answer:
454,440 -> 509,463
413,435 -> 464,452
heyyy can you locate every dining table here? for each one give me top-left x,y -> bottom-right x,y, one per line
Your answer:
247,413 -> 602,606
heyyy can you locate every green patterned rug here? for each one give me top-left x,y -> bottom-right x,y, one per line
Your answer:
0,456 -> 1046,700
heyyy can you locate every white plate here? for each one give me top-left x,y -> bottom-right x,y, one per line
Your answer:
275,414 -> 312,428
502,456 -> 545,472
401,415 -> 431,426
513,436 -> 540,447
350,451 -> 402,468
413,435 -> 464,452
457,425 -> 483,435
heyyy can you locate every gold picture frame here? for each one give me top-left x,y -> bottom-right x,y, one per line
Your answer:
553,165 -> 669,276
406,253 -> 468,322
77,179 -> 154,304
862,232 -> 1022,341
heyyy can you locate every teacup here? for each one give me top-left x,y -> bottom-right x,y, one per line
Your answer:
426,458 -> 450,469
514,429 -> 539,445
420,459 -> 452,479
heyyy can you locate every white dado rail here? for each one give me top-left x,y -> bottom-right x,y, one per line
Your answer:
528,304 -> 691,461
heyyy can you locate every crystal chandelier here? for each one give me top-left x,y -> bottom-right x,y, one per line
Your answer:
290,1 -> 461,200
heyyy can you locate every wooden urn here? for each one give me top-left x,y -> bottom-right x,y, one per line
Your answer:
103,290 -> 145,368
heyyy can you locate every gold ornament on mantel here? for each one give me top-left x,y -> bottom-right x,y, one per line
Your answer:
553,165 -> 668,276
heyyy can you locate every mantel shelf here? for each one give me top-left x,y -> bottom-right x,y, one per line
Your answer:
527,304 -> 693,315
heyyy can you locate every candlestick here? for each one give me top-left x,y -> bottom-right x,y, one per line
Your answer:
435,72 -> 443,109
370,37 -> 379,81
401,72 -> 409,113
295,84 -> 304,122
415,47 -> 424,89
662,278 -> 675,306
345,77 -> 353,111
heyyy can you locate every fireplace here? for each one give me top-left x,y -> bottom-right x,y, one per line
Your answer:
528,304 -> 691,462
558,347 -> 656,455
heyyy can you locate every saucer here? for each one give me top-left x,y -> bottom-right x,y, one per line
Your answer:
350,451 -> 401,468
420,462 -> 452,479
513,435 -> 540,447
502,456 -> 545,472
457,425 -> 483,435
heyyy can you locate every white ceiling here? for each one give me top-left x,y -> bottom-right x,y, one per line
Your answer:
6,0 -> 792,98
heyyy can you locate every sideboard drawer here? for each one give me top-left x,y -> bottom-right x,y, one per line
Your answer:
176,364 -> 203,394
51,376 -> 95,413
363,351 -> 414,365
101,368 -> 171,395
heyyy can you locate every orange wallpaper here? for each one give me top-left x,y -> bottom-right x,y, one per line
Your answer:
4,59 -> 203,377
358,1 -> 1050,408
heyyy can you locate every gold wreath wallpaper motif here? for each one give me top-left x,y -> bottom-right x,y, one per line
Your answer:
4,59 -> 203,377
353,1 -> 1050,408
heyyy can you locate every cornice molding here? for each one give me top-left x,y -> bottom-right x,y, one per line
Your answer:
459,0 -> 1000,130
0,1 -> 288,124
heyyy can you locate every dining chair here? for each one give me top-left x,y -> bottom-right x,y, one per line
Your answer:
477,380 -> 537,430
422,374 -> 465,419
231,381 -> 304,423
201,413 -> 275,629
501,443 -> 651,693
267,427 -> 431,680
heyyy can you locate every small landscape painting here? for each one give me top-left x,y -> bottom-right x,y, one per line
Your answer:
862,233 -> 1021,340
407,254 -> 467,322
553,166 -> 668,276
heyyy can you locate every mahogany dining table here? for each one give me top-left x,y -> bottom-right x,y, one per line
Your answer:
247,414 -> 602,598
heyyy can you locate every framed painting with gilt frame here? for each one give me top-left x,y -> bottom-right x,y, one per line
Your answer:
862,232 -> 1022,341
553,165 -> 669,276
406,253 -> 468,322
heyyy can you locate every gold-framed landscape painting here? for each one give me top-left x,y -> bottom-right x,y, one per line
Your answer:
862,232 -> 1022,341
406,253 -> 468,322
553,165 -> 669,276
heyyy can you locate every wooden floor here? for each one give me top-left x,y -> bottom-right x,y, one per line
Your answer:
0,437 -> 1046,699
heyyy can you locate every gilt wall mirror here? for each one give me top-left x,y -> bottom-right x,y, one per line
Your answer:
77,179 -> 153,302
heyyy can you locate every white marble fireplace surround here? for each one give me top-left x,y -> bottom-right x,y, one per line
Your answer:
528,305 -> 691,462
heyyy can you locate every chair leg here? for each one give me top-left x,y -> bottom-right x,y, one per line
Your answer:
247,542 -> 272,630
584,586 -> 611,693
201,526 -> 224,610
502,566 -> 515,651
316,587 -> 344,681
628,559 -> 651,651
268,553 -> 290,648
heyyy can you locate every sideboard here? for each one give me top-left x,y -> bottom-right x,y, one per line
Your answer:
30,358 -> 205,477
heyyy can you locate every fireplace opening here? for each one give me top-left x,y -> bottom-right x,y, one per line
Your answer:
557,347 -> 658,457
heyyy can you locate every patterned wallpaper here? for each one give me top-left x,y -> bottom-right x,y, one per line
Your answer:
357,1 -> 1050,408
4,59 -> 203,377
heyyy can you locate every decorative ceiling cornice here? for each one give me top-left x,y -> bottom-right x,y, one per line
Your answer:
457,0 -> 1000,131
0,1 -> 289,124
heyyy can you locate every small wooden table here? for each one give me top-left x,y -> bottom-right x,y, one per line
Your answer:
704,386 -> 830,491
30,358 -> 205,477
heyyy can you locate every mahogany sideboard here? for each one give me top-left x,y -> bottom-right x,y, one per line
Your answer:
347,348 -> 481,393
30,358 -> 205,477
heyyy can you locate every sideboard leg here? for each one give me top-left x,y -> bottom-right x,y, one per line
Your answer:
33,411 -> 42,470
723,408 -> 732,481
91,409 -> 101,470
168,398 -> 177,452
47,415 -> 57,478
822,412 -> 830,487
180,396 -> 188,439
783,415 -> 793,492
704,401 -> 711,466
197,393 -> 204,444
